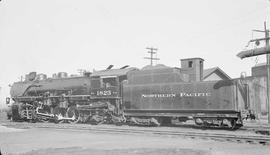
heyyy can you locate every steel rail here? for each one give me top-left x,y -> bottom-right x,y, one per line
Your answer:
2,122 -> 270,145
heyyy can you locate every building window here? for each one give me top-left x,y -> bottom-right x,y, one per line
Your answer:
188,61 -> 193,68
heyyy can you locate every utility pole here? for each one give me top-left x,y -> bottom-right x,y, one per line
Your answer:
254,22 -> 270,123
144,47 -> 160,66
237,21 -> 270,123
77,69 -> 85,76
264,21 -> 270,123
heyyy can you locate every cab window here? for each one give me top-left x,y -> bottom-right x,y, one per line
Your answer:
102,77 -> 117,88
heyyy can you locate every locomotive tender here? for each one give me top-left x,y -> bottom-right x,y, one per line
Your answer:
6,58 -> 251,129
123,67 -> 247,128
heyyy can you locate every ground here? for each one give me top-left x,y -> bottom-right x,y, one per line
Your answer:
0,112 -> 270,155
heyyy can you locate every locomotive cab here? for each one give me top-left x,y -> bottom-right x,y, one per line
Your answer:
89,67 -> 138,118
90,76 -> 120,99
90,67 -> 138,100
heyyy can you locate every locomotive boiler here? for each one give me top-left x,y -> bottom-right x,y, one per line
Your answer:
8,72 -> 91,122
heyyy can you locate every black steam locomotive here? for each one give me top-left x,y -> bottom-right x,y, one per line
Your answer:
6,59 -> 252,129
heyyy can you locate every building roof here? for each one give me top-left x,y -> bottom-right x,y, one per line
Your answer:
141,64 -> 170,70
203,67 -> 231,80
180,57 -> 204,61
91,67 -> 138,77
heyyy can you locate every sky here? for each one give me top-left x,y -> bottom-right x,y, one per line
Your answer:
1,0 -> 270,107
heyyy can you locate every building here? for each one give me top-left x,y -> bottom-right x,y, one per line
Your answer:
252,63 -> 267,77
180,58 -> 204,82
180,58 -> 231,82
203,67 -> 231,81
142,58 -> 231,82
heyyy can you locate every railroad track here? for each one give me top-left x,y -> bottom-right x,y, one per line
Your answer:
2,122 -> 270,146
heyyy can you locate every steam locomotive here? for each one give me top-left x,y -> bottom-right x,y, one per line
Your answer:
6,58 -> 252,129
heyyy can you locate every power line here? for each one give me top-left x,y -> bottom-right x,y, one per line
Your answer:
77,69 -> 86,76
144,47 -> 160,66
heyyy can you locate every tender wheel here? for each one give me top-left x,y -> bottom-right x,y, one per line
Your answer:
194,118 -> 203,126
159,117 -> 172,126
222,118 -> 238,130
230,119 -> 237,130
